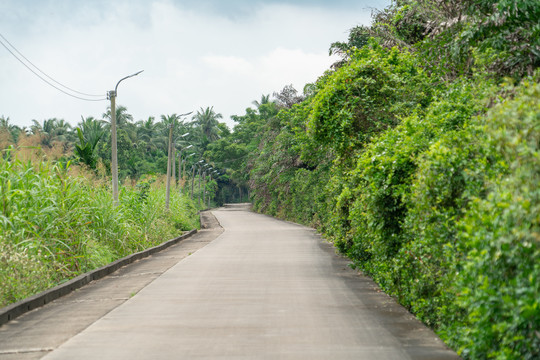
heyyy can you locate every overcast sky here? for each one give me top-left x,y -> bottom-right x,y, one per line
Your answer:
1,0 -> 390,129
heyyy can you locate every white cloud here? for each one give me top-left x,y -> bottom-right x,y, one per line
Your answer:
203,55 -> 254,74
0,0 -> 387,129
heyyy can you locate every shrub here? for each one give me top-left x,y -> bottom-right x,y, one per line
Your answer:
446,78 -> 540,359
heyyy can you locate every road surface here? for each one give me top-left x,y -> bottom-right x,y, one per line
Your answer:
0,204 -> 459,359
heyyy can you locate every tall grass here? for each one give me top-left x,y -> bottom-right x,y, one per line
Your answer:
0,148 -> 200,307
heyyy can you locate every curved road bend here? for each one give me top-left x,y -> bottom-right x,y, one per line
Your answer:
6,204 -> 460,359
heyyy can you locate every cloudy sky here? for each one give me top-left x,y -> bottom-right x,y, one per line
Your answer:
1,0 -> 389,129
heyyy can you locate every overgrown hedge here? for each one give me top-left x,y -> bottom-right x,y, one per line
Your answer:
249,39 -> 539,357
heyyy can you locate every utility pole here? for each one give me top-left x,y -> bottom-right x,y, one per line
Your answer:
194,160 -> 203,203
208,172 -> 212,208
202,170 -> 206,207
183,153 -> 193,181
165,116 -> 190,210
165,123 -> 174,210
178,149 -> 184,190
172,145 -> 176,188
108,70 -> 143,206
191,165 -> 196,200
109,91 -> 118,206
176,140 -> 191,190
198,166 -> 202,208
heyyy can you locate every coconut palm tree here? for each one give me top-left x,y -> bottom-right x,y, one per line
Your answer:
252,94 -> 271,108
137,116 -> 165,152
53,119 -> 73,143
75,116 -> 106,169
102,105 -> 133,127
0,116 -> 22,144
192,107 -> 222,147
30,118 -> 70,147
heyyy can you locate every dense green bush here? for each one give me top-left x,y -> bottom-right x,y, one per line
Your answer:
327,77 -> 539,358
445,79 -> 540,359
248,49 -> 538,359
333,78 -> 492,273
243,0 -> 539,357
308,41 -> 433,157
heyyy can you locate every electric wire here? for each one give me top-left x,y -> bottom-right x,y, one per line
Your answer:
1,32 -> 104,97
0,33 -> 107,102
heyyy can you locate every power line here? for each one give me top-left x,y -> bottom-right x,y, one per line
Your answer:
0,33 -> 107,102
0,33 -> 104,98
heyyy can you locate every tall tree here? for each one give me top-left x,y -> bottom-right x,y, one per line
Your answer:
273,85 -> 304,109
252,94 -> 271,109
137,116 -> 165,152
102,105 -> 133,127
74,116 -> 106,169
0,116 -> 22,145
30,118 -> 71,147
192,107 -> 222,149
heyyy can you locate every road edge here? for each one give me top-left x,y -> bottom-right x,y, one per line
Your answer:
0,227 -> 200,326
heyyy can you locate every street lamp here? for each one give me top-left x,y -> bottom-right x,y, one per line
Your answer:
176,138 -> 191,184
180,148 -> 195,181
108,70 -> 143,206
165,114 -> 191,210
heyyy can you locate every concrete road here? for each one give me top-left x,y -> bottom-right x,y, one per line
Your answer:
2,205 -> 460,359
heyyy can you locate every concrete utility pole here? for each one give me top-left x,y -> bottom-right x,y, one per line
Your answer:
202,170 -> 206,207
108,70 -> 143,206
177,140 -> 191,189
208,172 -> 212,208
176,148 -> 183,188
109,93 -> 118,205
165,115 -> 191,210
165,123 -> 174,211
183,152 -> 195,182
198,166 -> 202,208
172,146 -> 176,187
194,160 -> 203,202
190,165 -> 196,200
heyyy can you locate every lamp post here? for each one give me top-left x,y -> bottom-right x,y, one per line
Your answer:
108,70 -> 143,206
194,160 -> 203,204
183,152 -> 195,182
165,114 -> 191,210
202,164 -> 211,207
208,170 -> 214,208
165,123 -> 174,210
178,144 -> 193,185
176,137 -> 191,188
198,166 -> 203,208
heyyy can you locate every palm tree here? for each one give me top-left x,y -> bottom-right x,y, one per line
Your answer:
30,118 -> 69,147
137,117 -> 156,143
137,116 -> 164,152
78,116 -> 106,148
192,107 -> 222,146
52,119 -> 73,143
75,116 -> 106,169
0,115 -> 11,129
252,94 -> 271,108
102,105 -> 133,127
160,114 -> 180,128
0,116 -> 22,144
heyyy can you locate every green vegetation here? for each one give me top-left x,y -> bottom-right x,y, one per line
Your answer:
0,106 -> 230,307
0,0 -> 538,358
198,1 -> 539,358
0,149 -> 199,307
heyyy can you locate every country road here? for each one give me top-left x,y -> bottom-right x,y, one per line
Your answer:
0,204 -> 459,359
